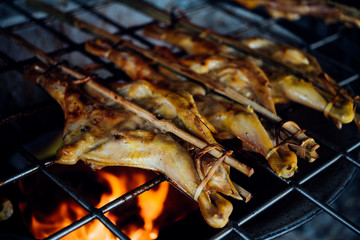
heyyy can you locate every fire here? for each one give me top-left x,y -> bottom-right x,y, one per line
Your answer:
30,202 -> 116,240
124,174 -> 169,240
21,167 -> 171,240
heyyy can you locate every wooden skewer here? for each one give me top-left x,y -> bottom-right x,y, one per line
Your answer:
0,27 -> 254,177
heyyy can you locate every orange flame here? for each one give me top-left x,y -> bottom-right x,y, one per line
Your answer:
25,169 -> 170,240
125,173 -> 169,240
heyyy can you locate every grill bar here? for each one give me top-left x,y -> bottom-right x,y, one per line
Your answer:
0,0 -> 359,239
100,175 -> 167,214
308,33 -> 342,50
5,1 -> 132,79
293,183 -> 360,235
44,174 -> 167,240
0,31 -> 167,240
0,102 -> 54,126
235,188 -> 294,227
17,140 -> 164,240
44,214 -> 96,240
233,226 -> 252,240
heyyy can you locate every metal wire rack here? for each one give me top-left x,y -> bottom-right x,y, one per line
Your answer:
0,0 -> 360,239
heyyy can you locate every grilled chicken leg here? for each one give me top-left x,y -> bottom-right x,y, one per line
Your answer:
242,37 -> 355,127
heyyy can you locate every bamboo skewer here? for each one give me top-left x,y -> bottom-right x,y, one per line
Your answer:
0,27 -> 254,177
26,0 -> 319,159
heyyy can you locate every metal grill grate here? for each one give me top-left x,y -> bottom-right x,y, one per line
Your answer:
0,0 -> 360,239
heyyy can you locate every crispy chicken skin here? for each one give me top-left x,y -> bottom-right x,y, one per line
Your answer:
142,23 -> 232,55
85,40 -> 298,178
234,0 -> 338,21
242,37 -> 355,126
110,80 -> 217,144
240,37 -> 322,77
23,62 -> 243,228
269,73 -> 354,124
142,25 -> 276,114
194,94 -> 297,178
85,39 -> 206,96
177,54 -> 276,114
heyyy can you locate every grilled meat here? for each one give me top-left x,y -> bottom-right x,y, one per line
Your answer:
23,62 -> 244,228
242,37 -> 355,127
85,40 -> 300,178
233,0 -> 360,27
110,79 -> 217,144
143,23 -> 355,128
194,94 -> 297,178
176,53 -> 276,114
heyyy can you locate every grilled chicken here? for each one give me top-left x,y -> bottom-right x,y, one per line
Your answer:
268,71 -> 354,126
241,37 -> 321,74
86,41 -> 247,193
143,23 -> 355,128
85,39 -> 206,96
235,0 -> 338,21
195,94 -> 297,178
242,37 -> 355,127
176,53 -> 276,114
85,40 -> 300,178
143,25 -> 276,114
142,24 -> 232,56
23,62 -> 244,228
110,80 -> 217,144
233,0 -> 360,27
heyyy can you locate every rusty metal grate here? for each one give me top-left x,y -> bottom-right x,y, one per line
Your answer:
0,0 -> 360,239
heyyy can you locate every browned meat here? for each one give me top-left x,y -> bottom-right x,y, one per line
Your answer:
233,0 -> 360,27
23,62 -> 246,228
85,40 -> 301,178
142,24 -> 355,128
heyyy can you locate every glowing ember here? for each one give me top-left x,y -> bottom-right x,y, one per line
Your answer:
19,167 -> 174,240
